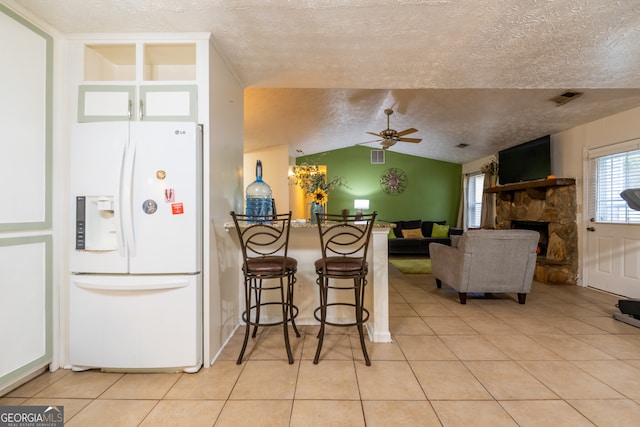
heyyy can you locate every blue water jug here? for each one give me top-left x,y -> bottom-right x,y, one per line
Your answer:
245,160 -> 273,220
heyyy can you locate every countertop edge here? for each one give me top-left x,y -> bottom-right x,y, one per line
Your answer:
223,221 -> 394,229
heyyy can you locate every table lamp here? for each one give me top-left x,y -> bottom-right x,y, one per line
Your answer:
354,199 -> 369,219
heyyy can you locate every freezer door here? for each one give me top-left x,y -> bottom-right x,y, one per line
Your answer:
69,274 -> 202,371
128,122 -> 201,274
70,122 -> 129,273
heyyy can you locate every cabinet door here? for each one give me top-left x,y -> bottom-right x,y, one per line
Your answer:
78,85 -> 135,122
0,236 -> 52,388
139,85 -> 197,122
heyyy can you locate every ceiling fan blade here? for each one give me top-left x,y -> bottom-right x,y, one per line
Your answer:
398,137 -> 422,143
357,139 -> 382,145
396,128 -> 418,137
364,109 -> 419,149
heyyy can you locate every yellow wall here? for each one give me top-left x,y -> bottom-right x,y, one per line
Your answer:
290,165 -> 326,220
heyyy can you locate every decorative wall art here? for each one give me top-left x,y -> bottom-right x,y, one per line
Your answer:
380,168 -> 407,195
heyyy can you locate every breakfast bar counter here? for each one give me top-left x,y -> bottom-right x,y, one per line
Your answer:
226,221 -> 393,342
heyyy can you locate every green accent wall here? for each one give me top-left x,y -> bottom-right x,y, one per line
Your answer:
298,146 -> 462,225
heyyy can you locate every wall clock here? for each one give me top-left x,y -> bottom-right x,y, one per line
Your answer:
380,168 -> 407,195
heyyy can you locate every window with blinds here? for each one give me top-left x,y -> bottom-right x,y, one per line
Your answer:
591,148 -> 640,224
467,173 -> 484,228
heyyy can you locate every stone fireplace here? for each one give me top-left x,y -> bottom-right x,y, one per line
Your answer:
512,220 -> 549,256
487,178 -> 578,285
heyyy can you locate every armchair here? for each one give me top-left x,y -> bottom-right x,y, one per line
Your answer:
429,230 -> 539,304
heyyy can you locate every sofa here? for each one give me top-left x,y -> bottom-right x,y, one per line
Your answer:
429,229 -> 539,304
387,219 -> 463,256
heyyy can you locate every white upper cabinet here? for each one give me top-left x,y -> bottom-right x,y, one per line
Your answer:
138,85 -> 197,121
78,85 -> 135,121
78,42 -> 198,122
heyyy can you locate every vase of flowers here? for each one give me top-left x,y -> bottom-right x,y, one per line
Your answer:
308,187 -> 328,224
292,152 -> 346,222
480,158 -> 499,187
310,200 -> 324,224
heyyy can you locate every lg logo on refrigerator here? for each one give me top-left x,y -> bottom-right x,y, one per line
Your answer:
174,130 -> 186,135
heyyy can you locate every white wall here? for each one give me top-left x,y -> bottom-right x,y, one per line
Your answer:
205,40 -> 245,366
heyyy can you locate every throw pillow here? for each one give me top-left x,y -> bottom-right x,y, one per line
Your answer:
401,228 -> 424,239
388,227 -> 395,239
431,223 -> 450,238
392,221 -> 403,238
402,220 -> 422,230
421,220 -> 446,238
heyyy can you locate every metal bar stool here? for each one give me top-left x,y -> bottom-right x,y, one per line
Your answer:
230,211 -> 300,364
313,212 -> 377,365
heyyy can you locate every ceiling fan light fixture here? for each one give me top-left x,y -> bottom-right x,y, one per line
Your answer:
359,108 -> 422,150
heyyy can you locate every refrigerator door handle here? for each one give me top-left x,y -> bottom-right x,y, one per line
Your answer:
73,277 -> 191,291
121,138 -> 137,256
115,144 -> 127,256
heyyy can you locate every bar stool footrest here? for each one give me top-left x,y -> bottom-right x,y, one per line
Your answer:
243,302 -> 299,327
313,303 -> 369,327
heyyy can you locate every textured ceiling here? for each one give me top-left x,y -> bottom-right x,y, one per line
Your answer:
11,0 -> 640,163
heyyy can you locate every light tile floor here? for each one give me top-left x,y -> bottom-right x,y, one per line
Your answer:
4,266 -> 640,426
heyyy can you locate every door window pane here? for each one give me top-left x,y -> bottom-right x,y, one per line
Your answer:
593,148 -> 640,224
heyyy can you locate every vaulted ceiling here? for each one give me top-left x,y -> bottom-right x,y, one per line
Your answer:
13,0 -> 640,163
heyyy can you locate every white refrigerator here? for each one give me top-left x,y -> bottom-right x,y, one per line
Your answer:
69,121 -> 202,372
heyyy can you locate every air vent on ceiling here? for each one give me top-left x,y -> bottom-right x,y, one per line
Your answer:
371,149 -> 385,164
550,91 -> 583,106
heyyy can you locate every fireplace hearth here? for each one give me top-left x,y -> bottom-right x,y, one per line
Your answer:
489,178 -> 577,285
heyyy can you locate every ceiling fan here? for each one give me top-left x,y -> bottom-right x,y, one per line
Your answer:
361,108 -> 421,150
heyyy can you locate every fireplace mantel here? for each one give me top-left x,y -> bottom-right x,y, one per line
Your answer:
485,178 -> 576,201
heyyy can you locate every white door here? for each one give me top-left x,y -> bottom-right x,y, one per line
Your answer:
70,122 -> 129,273
128,122 -> 201,274
586,142 -> 640,297
586,222 -> 640,297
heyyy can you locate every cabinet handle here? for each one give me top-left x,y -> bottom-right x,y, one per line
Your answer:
139,99 -> 144,120
127,99 -> 132,120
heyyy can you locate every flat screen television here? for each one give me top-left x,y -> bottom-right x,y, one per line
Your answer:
498,135 -> 551,185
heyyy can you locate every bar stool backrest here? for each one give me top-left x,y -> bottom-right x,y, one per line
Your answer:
230,212 -> 293,272
315,212 -> 377,274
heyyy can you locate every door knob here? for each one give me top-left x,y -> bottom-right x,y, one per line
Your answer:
586,227 -> 595,232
